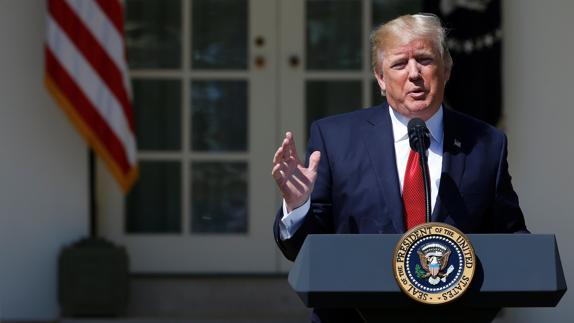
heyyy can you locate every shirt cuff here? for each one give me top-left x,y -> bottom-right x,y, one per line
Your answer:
279,198 -> 311,240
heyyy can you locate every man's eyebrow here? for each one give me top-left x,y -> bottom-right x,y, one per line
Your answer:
387,56 -> 407,64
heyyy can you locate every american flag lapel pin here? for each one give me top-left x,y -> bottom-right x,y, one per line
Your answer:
454,139 -> 461,148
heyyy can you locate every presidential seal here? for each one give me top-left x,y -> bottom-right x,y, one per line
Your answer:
392,222 -> 476,305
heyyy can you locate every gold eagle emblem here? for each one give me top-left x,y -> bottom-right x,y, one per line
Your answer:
417,243 -> 453,284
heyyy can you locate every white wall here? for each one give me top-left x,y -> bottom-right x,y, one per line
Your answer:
502,0 -> 573,322
0,1 -> 87,320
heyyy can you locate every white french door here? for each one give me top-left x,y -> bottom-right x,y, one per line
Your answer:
100,0 -> 279,273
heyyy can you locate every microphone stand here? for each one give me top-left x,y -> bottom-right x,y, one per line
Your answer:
416,144 -> 432,223
413,129 -> 432,224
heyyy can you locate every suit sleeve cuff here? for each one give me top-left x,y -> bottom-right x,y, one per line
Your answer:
279,198 -> 311,240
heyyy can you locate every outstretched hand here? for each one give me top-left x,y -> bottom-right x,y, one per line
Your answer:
272,132 -> 321,212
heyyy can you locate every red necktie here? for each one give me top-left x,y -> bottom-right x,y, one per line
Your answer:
402,149 -> 426,230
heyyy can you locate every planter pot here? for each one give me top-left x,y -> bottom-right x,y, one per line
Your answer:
58,237 -> 129,317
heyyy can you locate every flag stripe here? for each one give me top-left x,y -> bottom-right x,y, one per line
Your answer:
63,0 -> 126,76
46,73 -> 138,190
46,0 -> 138,191
46,15 -> 136,165
48,0 -> 134,131
94,0 -> 124,35
46,47 -> 131,174
63,0 -> 132,101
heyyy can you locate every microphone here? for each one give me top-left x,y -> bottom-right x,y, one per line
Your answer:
407,118 -> 430,152
407,118 -> 432,224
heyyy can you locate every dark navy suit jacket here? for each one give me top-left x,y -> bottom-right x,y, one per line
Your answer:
273,103 -> 528,323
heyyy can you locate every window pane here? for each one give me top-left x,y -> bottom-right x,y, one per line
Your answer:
372,0 -> 422,26
191,162 -> 248,233
191,0 -> 248,70
133,79 -> 181,151
125,0 -> 181,69
191,81 -> 248,152
306,81 -> 362,137
126,161 -> 181,233
306,0 -> 362,70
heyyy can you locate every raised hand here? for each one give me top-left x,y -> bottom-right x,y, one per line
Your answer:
271,132 -> 321,212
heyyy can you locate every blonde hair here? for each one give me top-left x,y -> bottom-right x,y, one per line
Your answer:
370,13 -> 452,74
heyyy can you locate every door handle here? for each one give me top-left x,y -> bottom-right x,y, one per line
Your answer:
289,55 -> 300,68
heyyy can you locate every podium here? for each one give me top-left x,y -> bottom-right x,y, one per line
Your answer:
289,234 -> 566,323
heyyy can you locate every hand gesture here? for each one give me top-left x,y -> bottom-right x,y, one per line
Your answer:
272,132 -> 321,212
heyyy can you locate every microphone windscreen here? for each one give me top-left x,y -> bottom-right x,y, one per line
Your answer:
407,118 -> 430,151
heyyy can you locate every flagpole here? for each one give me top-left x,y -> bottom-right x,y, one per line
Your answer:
89,148 -> 97,238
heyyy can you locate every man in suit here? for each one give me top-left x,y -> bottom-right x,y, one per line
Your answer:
271,13 -> 528,323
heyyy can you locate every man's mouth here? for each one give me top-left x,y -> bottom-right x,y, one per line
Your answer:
408,89 -> 426,99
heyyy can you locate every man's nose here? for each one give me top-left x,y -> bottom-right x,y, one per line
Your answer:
407,60 -> 421,81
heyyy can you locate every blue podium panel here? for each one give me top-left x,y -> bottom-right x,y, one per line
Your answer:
289,234 -> 566,308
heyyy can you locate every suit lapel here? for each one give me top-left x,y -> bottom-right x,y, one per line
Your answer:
433,108 -> 466,222
361,103 -> 405,233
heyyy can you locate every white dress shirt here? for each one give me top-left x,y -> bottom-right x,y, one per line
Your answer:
279,105 -> 444,240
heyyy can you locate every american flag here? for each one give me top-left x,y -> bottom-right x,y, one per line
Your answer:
44,0 -> 137,191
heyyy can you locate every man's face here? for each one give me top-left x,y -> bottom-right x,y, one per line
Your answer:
374,38 -> 449,120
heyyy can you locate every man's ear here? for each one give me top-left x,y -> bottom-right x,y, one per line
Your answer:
374,68 -> 386,94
